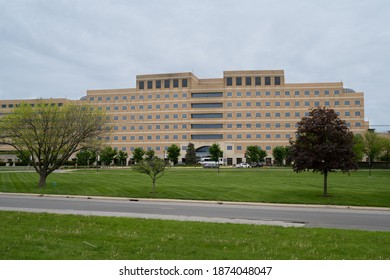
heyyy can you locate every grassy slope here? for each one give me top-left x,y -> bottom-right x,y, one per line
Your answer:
1,168 -> 389,207
1,211 -> 389,260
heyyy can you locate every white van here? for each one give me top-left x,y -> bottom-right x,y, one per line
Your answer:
198,157 -> 224,166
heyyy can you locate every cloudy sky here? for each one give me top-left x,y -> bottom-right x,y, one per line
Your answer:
1,0 -> 389,131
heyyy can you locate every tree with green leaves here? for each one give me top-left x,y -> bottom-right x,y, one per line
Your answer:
167,144 -> 181,165
272,146 -> 288,166
132,147 -> 145,164
145,149 -> 155,160
76,148 -> 97,167
209,143 -> 223,173
185,143 -> 197,165
135,156 -> 166,194
363,131 -> 384,175
380,137 -> 390,162
116,150 -> 128,166
0,101 -> 109,187
99,146 -> 117,166
289,107 -> 357,197
16,150 -> 31,166
245,145 -> 267,165
352,134 -> 366,162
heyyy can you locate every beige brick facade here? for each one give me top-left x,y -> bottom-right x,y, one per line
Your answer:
85,70 -> 368,165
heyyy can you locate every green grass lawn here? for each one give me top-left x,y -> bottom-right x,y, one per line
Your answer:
1,211 -> 389,260
1,168 -> 389,207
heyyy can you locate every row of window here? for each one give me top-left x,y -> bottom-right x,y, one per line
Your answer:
0,103 -> 64,109
112,145 -> 277,152
112,121 -> 363,132
226,76 -> 281,87
110,110 -> 362,122
139,78 -> 188,90
101,100 -> 361,112
109,133 -> 293,142
88,88 -> 346,102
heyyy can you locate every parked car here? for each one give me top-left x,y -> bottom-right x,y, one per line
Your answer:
235,162 -> 252,168
203,162 -> 219,168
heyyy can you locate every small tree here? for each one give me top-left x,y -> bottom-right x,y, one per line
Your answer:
100,146 -> 117,166
16,150 -> 31,166
116,150 -> 128,166
76,148 -> 96,167
185,143 -> 197,165
245,145 -> 267,165
133,147 -> 145,164
167,144 -> 181,165
272,146 -> 288,166
135,157 -> 166,194
363,131 -> 384,175
352,134 -> 366,162
209,143 -> 223,173
145,149 -> 155,160
289,107 -> 357,197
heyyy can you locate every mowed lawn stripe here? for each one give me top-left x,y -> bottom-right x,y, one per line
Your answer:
0,168 -> 389,207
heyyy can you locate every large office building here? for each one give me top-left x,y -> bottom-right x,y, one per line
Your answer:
85,70 -> 368,165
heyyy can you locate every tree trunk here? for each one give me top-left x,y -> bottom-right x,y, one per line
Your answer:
38,173 -> 47,187
152,177 -> 156,194
323,171 -> 328,197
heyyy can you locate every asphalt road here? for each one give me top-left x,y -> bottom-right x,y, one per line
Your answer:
1,193 -> 389,231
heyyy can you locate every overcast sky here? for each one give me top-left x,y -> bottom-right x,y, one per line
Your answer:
1,0 -> 389,131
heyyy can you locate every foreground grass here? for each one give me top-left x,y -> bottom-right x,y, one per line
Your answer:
1,168 -> 389,207
0,211 -> 389,260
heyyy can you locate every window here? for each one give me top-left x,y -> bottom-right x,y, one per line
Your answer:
191,92 -> 223,98
173,79 -> 179,88
355,100 -> 361,105
227,92 -> 233,97
265,77 -> 271,85
236,77 -> 242,86
256,112 -> 261,117
284,91 -> 290,96
274,76 -> 281,85
246,102 -> 251,106
256,102 -> 261,106
182,79 -> 188,87
255,77 -> 261,85
355,111 -> 361,116
295,101 -> 300,107
156,80 -> 161,88
246,134 -> 252,139
227,102 -> 233,107
265,102 -> 271,106
139,81 -> 144,90
226,77 -> 232,86
345,112 -> 351,117
164,79 -> 170,88
245,77 -> 251,86
106,96 -> 111,101
305,90 -> 310,96
275,113 -> 281,118
295,91 -> 300,96
191,103 -> 223,108
314,90 -> 320,96
324,90 -> 330,95
246,112 -> 252,118
227,146 -> 233,151
191,134 -> 223,139
314,101 -> 320,107
256,134 -> 261,139
285,112 -> 291,117
236,112 -> 242,118
147,80 -> 153,89
236,92 -> 242,97
246,91 -> 251,97
266,134 -> 271,139
191,124 -> 223,129
237,102 -> 242,107
275,102 -> 281,106
285,101 -> 291,106
334,90 -> 340,95
344,101 -> 350,106
304,101 -> 310,106
191,113 -> 223,118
